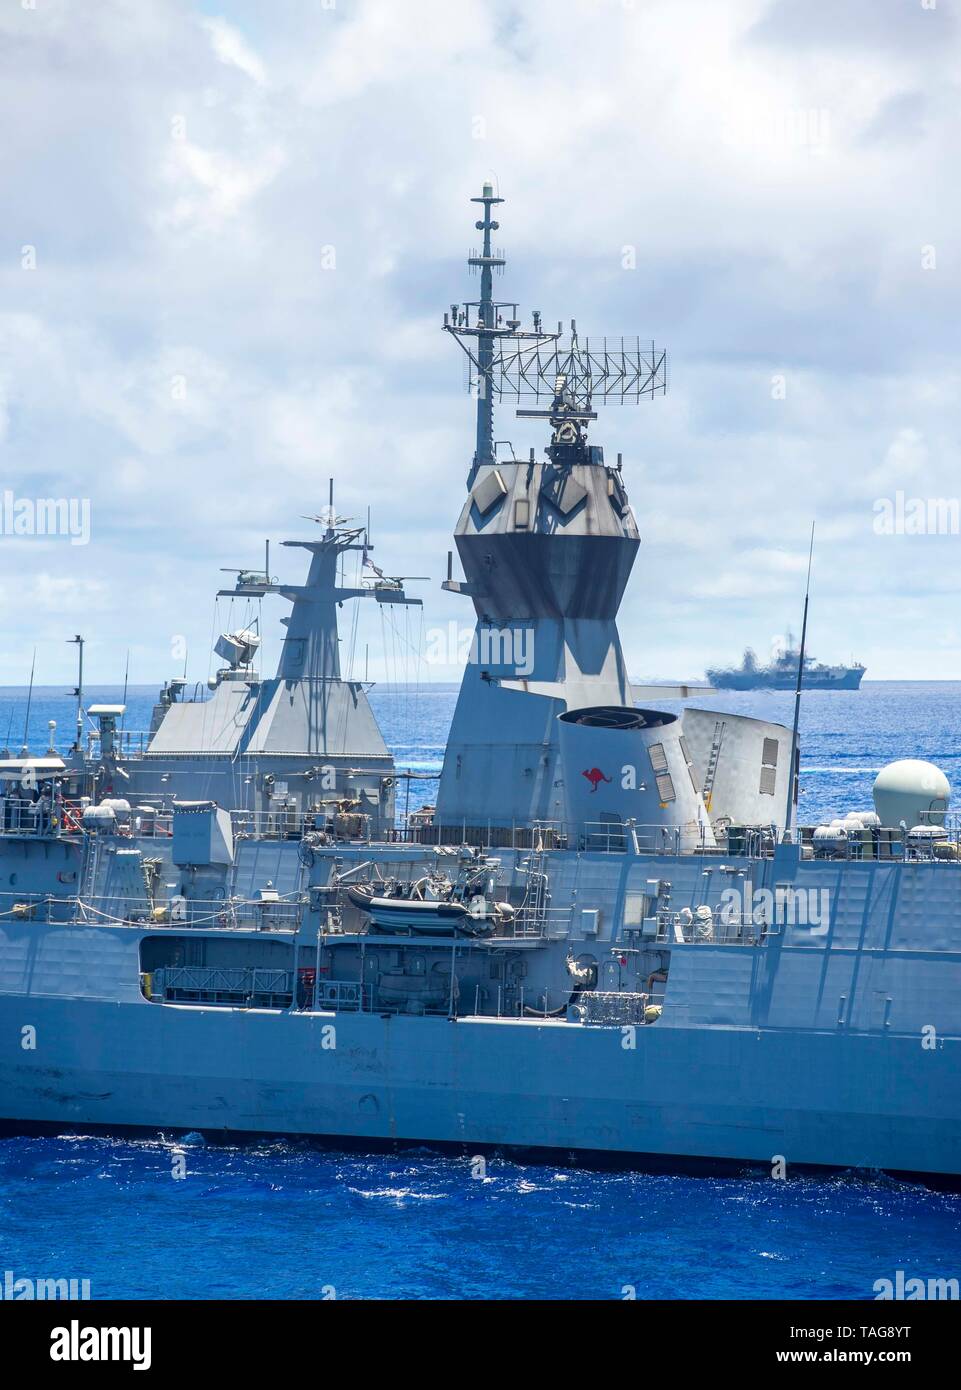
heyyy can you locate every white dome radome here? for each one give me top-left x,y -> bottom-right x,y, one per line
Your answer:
873,759 -> 951,829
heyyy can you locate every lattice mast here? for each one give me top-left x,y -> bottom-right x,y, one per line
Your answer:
467,183 -> 502,475
444,183 -> 667,483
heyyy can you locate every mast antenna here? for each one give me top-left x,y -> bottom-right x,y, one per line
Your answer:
21,647 -> 36,754
445,185 -> 667,483
121,649 -> 130,735
784,523 -> 815,843
67,634 -> 85,752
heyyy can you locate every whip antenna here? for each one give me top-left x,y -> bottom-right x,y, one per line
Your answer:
784,523 -> 815,842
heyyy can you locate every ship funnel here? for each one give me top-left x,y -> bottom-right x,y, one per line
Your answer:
679,709 -> 793,832
557,705 -> 714,853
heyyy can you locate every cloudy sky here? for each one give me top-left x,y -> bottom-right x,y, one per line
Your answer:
0,0 -> 957,684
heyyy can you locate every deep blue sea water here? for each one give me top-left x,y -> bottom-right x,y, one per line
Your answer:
3,1139 -> 960,1301
0,681 -> 960,1299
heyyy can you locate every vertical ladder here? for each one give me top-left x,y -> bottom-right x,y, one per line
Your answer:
75,834 -> 100,920
518,832 -> 551,935
701,720 -> 726,813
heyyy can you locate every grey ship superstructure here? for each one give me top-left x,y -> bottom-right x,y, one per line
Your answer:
81,506 -> 418,833
0,187 -> 958,1179
436,185 -> 652,829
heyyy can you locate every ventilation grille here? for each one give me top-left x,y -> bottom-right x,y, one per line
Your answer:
655,772 -> 676,803
648,742 -> 669,774
759,736 -> 780,796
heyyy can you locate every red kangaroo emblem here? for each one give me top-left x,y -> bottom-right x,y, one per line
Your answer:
581,767 -> 611,794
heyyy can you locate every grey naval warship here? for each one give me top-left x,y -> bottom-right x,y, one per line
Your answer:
707,642 -> 866,691
0,186 -> 958,1180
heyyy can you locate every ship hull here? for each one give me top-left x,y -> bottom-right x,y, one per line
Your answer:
0,992 -> 958,1177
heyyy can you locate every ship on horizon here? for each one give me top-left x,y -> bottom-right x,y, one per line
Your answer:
707,636 -> 865,691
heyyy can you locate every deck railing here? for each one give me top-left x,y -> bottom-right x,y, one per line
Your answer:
8,778 -> 961,873
387,818 -> 767,857
0,888 -> 78,922
73,893 -> 304,930
0,797 -> 76,837
147,966 -> 293,1007
647,909 -> 779,946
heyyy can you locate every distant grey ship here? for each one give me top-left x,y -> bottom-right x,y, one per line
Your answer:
708,642 -> 865,691
0,186 -> 957,1180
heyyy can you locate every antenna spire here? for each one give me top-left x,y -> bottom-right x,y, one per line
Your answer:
467,181 -> 504,477
445,186 -> 667,484
784,522 -> 816,842
21,648 -> 36,755
67,634 -> 85,752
